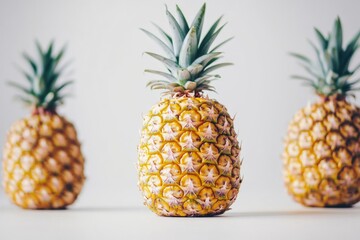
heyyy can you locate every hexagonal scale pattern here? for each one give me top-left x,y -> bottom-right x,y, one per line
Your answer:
283,99 -> 360,207
138,97 -> 242,216
2,113 -> 85,209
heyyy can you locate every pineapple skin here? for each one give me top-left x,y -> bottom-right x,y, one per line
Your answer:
138,97 -> 242,216
283,98 -> 360,207
2,113 -> 85,209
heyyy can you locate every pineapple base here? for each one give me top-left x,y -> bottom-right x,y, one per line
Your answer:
2,112 -> 85,209
154,209 -> 226,217
138,97 -> 242,217
283,98 -> 360,207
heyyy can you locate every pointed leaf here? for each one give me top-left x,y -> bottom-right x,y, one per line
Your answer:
301,81 -> 318,89
33,75 -> 43,95
290,75 -> 316,83
336,74 -> 351,86
57,60 -> 73,74
179,26 -> 198,67
194,75 -> 212,83
345,31 -> 360,53
141,28 -> 176,60
35,40 -> 44,57
195,75 -> 219,85
330,47 -> 339,73
145,69 -> 177,81
299,63 -> 323,79
8,82 -> 33,95
202,63 -> 233,75
308,41 -> 327,76
146,80 -> 172,87
151,84 -> 171,90
199,23 -> 227,55
329,17 -> 342,52
22,53 -> 38,74
200,16 -> 223,52
44,41 -> 54,64
348,87 -> 360,91
190,3 -> 206,41
314,28 -> 328,50
192,52 -> 221,66
197,84 -> 217,93
151,22 -> 173,47
342,31 -> 360,71
210,37 -> 233,53
145,52 -> 180,72
16,66 -> 35,84
165,5 -> 185,57
205,57 -> 222,68
54,45 -> 67,68
54,81 -> 73,93
289,52 -> 312,64
348,78 -> 360,86
176,5 -> 189,33
14,95 -> 34,105
45,72 -> 60,91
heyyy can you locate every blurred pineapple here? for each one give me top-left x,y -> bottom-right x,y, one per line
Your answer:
138,4 -> 242,216
2,41 -> 85,209
283,18 -> 360,207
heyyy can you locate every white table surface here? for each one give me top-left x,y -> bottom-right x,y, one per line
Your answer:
1,204 -> 359,240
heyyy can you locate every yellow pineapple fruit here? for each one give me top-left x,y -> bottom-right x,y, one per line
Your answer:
2,42 -> 85,209
283,18 -> 360,207
138,4 -> 242,216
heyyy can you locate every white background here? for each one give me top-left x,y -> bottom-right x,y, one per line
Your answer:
0,1 -> 360,238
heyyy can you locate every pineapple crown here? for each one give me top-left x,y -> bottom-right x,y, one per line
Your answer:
291,17 -> 360,98
9,41 -> 72,113
141,3 -> 233,97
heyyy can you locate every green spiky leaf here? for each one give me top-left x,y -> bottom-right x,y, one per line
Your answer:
329,17 -> 343,52
200,16 -> 223,51
151,22 -> 173,47
199,23 -> 227,55
141,28 -> 176,61
192,52 -> 222,66
145,69 -> 177,82
202,63 -> 233,75
9,41 -> 73,111
142,4 -> 232,95
210,37 -> 233,53
190,3 -> 206,41
314,28 -> 328,50
165,5 -> 185,57
176,5 -> 189,34
145,52 -> 180,72
179,26 -> 198,67
291,17 -> 360,97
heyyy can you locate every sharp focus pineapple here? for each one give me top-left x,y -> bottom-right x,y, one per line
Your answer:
2,42 -> 85,209
138,4 -> 242,216
283,18 -> 360,207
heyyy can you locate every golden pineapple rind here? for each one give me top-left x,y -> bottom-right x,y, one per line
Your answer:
2,113 -> 85,209
283,99 -> 360,207
138,97 -> 242,216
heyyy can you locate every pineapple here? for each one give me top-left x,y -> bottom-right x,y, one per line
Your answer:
283,18 -> 360,207
138,4 -> 242,217
2,42 -> 85,209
